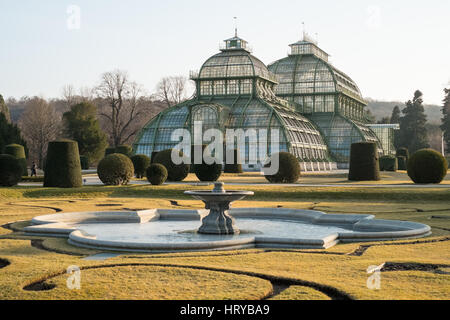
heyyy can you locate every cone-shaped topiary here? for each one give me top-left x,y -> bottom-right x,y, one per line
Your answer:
105,147 -> 116,157
44,140 -> 82,188
407,149 -> 448,184
194,160 -> 222,182
0,154 -> 22,186
115,145 -> 132,158
348,142 -> 380,181
146,163 -> 168,185
4,144 -> 28,176
264,152 -> 301,183
97,153 -> 134,185
379,155 -> 398,172
152,149 -> 190,182
224,149 -> 243,173
79,155 -> 89,170
131,154 -> 150,178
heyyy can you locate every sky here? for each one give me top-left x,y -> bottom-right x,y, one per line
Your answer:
0,0 -> 449,105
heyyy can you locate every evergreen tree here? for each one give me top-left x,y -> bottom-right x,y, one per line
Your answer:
441,88 -> 450,154
0,112 -> 27,154
0,94 -> 11,122
63,102 -> 108,163
390,105 -> 401,124
398,90 -> 429,154
390,105 -> 401,149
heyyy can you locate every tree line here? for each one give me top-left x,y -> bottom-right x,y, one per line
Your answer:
0,70 -> 191,168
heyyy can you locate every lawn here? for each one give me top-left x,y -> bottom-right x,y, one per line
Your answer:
0,172 -> 449,300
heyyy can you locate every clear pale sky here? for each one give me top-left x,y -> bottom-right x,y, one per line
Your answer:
0,0 -> 449,105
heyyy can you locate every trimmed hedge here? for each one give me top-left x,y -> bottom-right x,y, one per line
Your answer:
264,152 -> 301,183
407,149 -> 448,184
379,155 -> 398,172
80,155 -> 89,170
105,147 -> 116,157
397,156 -> 407,171
4,144 -> 28,177
194,161 -> 222,182
131,154 -> 150,179
146,164 -> 168,185
115,145 -> 133,157
97,153 -> 134,186
0,154 -> 23,187
150,151 -> 159,164
152,149 -> 190,182
348,142 -> 380,181
44,140 -> 82,188
396,148 -> 409,170
224,149 -> 243,174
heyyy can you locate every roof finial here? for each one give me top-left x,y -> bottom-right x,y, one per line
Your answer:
234,17 -> 238,37
302,21 -> 306,40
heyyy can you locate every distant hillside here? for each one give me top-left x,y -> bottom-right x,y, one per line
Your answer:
366,98 -> 442,124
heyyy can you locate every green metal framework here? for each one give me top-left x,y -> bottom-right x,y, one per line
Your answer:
134,35 -> 330,166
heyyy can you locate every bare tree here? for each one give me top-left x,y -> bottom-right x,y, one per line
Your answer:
155,76 -> 189,108
97,70 -> 152,147
19,97 -> 61,168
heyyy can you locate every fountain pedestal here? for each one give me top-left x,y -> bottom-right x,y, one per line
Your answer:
185,182 -> 254,235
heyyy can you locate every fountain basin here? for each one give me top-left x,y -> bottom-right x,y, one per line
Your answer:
24,208 -> 431,253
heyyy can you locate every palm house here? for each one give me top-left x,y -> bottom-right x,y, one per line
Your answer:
134,32 -> 394,171
267,33 -> 384,164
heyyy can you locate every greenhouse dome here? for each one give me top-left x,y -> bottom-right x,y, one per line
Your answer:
134,33 -> 335,171
268,33 -> 383,165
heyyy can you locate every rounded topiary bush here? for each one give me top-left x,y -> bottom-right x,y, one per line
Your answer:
194,161 -> 223,182
150,151 -> 159,164
152,149 -> 190,182
146,164 -> 168,185
97,153 -> 134,186
264,152 -> 301,183
44,140 -> 82,188
348,142 -> 380,181
115,145 -> 132,158
379,155 -> 398,172
224,149 -> 243,174
407,149 -> 448,184
4,144 -> 28,176
0,154 -> 23,187
131,154 -> 150,179
79,155 -> 90,170
105,147 -> 116,157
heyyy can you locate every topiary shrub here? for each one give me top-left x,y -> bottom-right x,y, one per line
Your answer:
194,160 -> 222,182
131,154 -> 150,179
115,145 -> 132,158
264,152 -> 301,183
379,155 -> 398,172
0,154 -> 23,187
348,142 -> 380,181
150,151 -> 159,164
397,156 -> 407,171
224,149 -> 243,174
152,149 -> 190,182
105,147 -> 116,157
146,163 -> 168,185
396,148 -> 409,170
44,140 -> 82,188
4,144 -> 28,176
97,153 -> 134,186
407,149 -> 448,184
79,155 -> 90,170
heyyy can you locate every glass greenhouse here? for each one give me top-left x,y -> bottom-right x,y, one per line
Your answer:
134,33 -> 391,170
268,34 -> 383,165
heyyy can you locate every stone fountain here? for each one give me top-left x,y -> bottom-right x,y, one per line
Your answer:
184,182 -> 254,235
